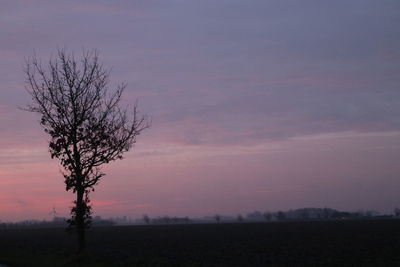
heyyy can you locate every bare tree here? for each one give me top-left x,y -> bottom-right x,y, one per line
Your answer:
24,49 -> 149,254
276,211 -> 286,221
394,208 -> 400,218
214,214 -> 221,223
263,212 -> 272,222
142,214 -> 150,225
299,208 -> 310,220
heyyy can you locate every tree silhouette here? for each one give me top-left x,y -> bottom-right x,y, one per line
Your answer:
276,211 -> 286,221
263,212 -> 272,222
24,49 -> 149,254
142,214 -> 150,225
395,208 -> 400,217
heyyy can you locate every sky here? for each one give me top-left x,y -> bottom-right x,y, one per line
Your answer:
1,0 -> 400,221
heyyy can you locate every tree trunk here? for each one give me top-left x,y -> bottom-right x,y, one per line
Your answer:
76,188 -> 86,255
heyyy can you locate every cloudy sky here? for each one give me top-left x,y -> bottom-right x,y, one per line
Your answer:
1,0 -> 399,221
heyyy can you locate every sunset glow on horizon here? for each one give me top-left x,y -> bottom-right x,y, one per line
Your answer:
1,0 -> 400,221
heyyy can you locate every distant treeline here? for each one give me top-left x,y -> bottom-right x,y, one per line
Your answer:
139,207 -> 399,225
1,207 -> 399,228
243,208 -> 385,222
0,216 -> 114,229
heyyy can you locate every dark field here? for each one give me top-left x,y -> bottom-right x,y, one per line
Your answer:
1,220 -> 400,266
